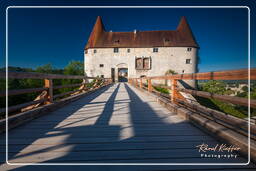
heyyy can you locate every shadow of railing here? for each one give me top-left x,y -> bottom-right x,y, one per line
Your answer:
3,83 -> 253,170
3,85 -> 113,161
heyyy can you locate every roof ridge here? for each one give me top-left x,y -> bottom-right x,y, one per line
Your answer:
106,30 -> 177,33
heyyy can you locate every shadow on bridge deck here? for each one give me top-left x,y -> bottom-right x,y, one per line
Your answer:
0,83 -> 254,171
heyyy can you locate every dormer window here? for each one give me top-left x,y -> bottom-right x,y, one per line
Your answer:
114,48 -> 119,53
165,38 -> 170,42
114,40 -> 120,43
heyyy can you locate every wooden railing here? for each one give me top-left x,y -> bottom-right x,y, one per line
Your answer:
129,68 -> 256,137
129,68 -> 256,108
0,72 -> 112,114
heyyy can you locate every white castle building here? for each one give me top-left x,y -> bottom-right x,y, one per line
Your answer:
84,16 -> 199,86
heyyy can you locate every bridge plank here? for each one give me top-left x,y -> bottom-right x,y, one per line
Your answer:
1,83 -> 254,169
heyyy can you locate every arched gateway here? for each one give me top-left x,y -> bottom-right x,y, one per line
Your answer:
116,63 -> 128,82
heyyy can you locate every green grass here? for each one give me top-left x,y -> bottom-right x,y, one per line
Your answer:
195,96 -> 247,119
152,85 -> 249,119
153,86 -> 169,94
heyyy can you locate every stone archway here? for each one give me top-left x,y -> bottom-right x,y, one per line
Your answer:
116,63 -> 128,82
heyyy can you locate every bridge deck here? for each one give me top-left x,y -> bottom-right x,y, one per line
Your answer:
1,83 -> 255,170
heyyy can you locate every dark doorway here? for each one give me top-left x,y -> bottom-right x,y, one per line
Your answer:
118,68 -> 128,82
111,68 -> 115,82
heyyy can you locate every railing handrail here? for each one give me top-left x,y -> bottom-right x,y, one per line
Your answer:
0,71 -> 98,80
140,68 -> 256,81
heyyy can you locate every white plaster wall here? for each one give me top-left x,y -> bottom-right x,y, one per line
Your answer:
84,47 -> 198,87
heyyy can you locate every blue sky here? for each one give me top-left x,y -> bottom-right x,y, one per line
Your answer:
2,7 -> 254,72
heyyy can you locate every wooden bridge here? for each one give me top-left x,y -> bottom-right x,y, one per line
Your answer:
0,69 -> 256,170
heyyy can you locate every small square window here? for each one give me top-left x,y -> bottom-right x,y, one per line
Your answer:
94,49 -> 97,53
101,75 -> 104,78
127,48 -> 130,53
187,48 -> 192,51
186,59 -> 191,64
99,64 -> 104,67
114,48 -> 119,53
153,48 -> 158,53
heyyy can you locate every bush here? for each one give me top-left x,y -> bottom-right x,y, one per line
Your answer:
153,86 -> 169,94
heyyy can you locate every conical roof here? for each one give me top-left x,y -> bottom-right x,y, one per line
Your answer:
177,16 -> 198,48
86,16 -> 105,48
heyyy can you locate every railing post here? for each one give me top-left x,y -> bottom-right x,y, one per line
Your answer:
44,79 -> 53,104
148,79 -> 152,92
82,78 -> 87,91
171,79 -> 177,103
140,78 -> 143,88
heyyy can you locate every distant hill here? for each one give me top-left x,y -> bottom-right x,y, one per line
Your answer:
0,66 -> 34,72
0,66 -> 64,74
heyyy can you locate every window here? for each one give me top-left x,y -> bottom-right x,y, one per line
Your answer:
187,48 -> 192,51
127,48 -> 130,53
135,57 -> 151,70
99,64 -> 104,67
85,49 -> 88,54
135,58 -> 143,69
153,47 -> 158,53
143,58 -> 150,69
101,75 -> 104,78
94,49 -> 97,53
114,48 -> 119,53
186,59 -> 191,64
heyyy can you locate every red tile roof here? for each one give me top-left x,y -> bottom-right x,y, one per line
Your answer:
85,16 -> 199,50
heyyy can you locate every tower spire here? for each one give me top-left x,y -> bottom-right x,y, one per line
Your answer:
93,16 -> 105,32
177,16 -> 193,35
177,16 -> 198,47
86,16 -> 105,48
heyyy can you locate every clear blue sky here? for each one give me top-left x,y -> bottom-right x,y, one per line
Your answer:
1,5 -> 255,72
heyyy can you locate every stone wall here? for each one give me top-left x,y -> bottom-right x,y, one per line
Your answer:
85,47 -> 198,87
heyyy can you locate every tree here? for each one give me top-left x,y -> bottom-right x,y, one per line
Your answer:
241,85 -> 248,92
35,63 -> 54,74
61,61 -> 84,93
165,69 -> 177,75
63,61 -> 84,76
202,80 -> 226,95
